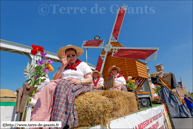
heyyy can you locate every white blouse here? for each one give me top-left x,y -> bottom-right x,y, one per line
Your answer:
113,73 -> 126,85
90,77 -> 104,87
61,62 -> 92,80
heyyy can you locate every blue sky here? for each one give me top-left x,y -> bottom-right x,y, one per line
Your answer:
1,1 -> 192,93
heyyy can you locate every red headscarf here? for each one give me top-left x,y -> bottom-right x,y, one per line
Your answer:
64,59 -> 82,71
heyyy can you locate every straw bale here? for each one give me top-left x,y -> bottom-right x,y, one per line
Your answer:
0,89 -> 17,98
75,91 -> 113,128
100,90 -> 138,119
74,90 -> 138,128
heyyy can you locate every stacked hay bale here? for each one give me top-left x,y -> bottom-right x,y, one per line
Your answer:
74,90 -> 138,128
0,89 -> 17,98
0,89 -> 17,102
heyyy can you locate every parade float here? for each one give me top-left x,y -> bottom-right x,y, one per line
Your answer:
0,5 -> 173,129
75,5 -> 172,129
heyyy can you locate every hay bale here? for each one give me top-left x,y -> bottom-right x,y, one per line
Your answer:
99,90 -> 138,119
0,89 -> 17,98
75,91 -> 113,127
74,90 -> 139,128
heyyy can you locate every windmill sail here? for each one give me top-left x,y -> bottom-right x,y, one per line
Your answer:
112,7 -> 126,40
83,40 -> 104,47
95,55 -> 103,71
112,49 -> 157,60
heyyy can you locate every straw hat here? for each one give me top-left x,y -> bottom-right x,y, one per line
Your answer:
92,70 -> 102,77
57,45 -> 84,60
108,65 -> 121,73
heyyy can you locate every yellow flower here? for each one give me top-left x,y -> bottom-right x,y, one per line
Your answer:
129,80 -> 135,83
46,63 -> 54,71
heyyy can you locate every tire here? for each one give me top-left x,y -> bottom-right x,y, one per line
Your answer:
141,98 -> 150,107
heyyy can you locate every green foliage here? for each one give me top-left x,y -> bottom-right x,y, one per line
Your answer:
153,86 -> 160,94
40,78 -> 46,82
24,63 -> 46,87
24,63 -> 47,97
35,65 -> 45,75
153,85 -> 161,98
126,79 -> 138,91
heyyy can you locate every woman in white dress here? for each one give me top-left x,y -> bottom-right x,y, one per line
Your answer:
31,45 -> 92,128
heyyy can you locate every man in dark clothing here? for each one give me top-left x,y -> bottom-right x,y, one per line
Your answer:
151,64 -> 191,118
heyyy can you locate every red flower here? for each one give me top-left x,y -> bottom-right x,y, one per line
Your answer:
153,96 -> 160,100
31,45 -> 44,55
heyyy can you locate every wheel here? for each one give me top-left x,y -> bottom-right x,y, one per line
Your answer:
141,98 -> 150,107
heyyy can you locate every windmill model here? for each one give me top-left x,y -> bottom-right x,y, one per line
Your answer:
82,5 -> 159,86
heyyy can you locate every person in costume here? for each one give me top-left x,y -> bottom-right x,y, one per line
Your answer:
31,45 -> 93,128
108,65 -> 127,92
184,94 -> 193,116
90,70 -> 104,91
151,64 -> 191,118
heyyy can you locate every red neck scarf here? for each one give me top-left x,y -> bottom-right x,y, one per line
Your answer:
64,59 -> 82,71
108,73 -> 123,78
93,77 -> 100,86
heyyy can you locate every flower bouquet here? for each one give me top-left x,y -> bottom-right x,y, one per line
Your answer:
152,85 -> 162,104
23,45 -> 54,97
153,84 -> 161,98
126,78 -> 139,92
151,96 -> 161,104
21,45 -> 54,120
